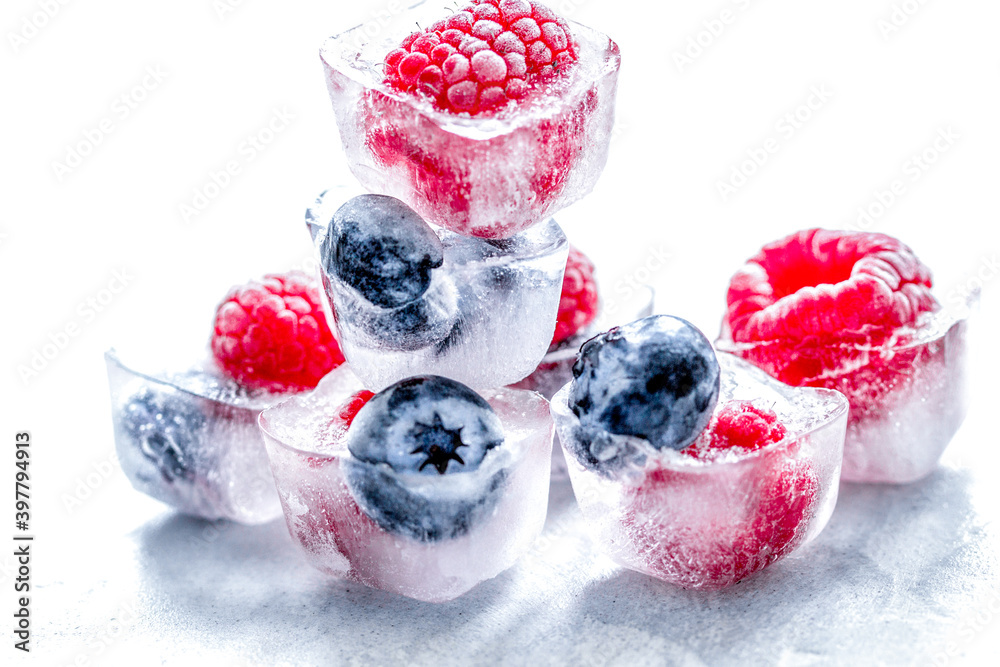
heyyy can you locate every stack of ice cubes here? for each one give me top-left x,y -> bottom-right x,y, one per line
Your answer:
259,1 -> 622,601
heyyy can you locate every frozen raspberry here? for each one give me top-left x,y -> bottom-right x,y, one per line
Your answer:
725,229 -> 937,344
722,229 -> 940,417
627,407 -> 816,587
211,271 -> 345,392
328,390 -> 375,438
683,401 -> 786,459
552,245 -> 599,345
305,390 -> 375,470
383,0 -> 577,115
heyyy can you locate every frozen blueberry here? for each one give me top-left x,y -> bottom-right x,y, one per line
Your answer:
569,315 -> 720,471
344,376 -> 506,541
119,386 -> 204,484
347,376 -> 503,474
343,462 -> 506,542
326,268 -> 459,353
323,194 -> 444,309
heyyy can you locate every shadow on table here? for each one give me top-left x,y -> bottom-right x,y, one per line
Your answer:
133,467 -> 991,664
134,474 -> 583,663
557,467 -> 991,665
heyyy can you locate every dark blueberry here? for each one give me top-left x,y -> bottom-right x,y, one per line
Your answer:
344,376 -> 507,541
344,462 -> 506,542
119,386 -> 204,484
569,315 -> 720,470
324,268 -> 458,353
561,423 -> 649,478
322,194 -> 444,309
347,376 -> 503,474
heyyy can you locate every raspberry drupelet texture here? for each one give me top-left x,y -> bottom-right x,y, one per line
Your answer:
552,245 -> 599,345
722,229 -> 941,417
725,228 -> 937,345
682,401 -> 787,460
383,0 -> 578,116
211,271 -> 345,392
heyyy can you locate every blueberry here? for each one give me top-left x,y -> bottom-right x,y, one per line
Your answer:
324,268 -> 459,353
343,462 -> 506,542
569,315 -> 720,472
119,385 -> 204,484
344,376 -> 506,541
323,194 -> 444,309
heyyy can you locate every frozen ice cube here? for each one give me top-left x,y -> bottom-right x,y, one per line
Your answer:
319,1 -> 620,239
105,350 -> 283,524
259,364 -> 554,603
308,190 -> 568,391
716,298 -> 974,484
550,353 -> 848,589
512,285 -> 655,481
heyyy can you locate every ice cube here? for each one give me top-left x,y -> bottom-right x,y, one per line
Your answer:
550,352 -> 848,589
259,364 -> 554,603
308,190 -> 568,391
105,350 -> 283,524
717,299 -> 974,484
512,285 -> 655,481
319,1 -> 620,239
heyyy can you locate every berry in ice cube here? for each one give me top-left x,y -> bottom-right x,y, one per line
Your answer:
551,351 -> 848,589
320,0 -> 620,238
308,191 -> 568,391
718,228 -> 971,483
259,365 -> 555,602
107,351 -> 284,524
566,315 -> 720,475
344,376 -> 507,541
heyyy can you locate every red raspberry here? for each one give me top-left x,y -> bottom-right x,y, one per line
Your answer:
682,401 -> 787,459
305,390 -> 375,470
552,245 -> 599,345
327,390 -> 374,439
725,229 -> 937,343
626,407 -> 817,588
383,0 -> 577,116
211,271 -> 345,392
722,229 -> 940,420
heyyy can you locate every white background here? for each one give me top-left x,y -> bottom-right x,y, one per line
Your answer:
2,0 -> 999,665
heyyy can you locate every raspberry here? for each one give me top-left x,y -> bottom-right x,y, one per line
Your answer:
625,405 -> 817,587
328,390 -> 375,437
383,0 -> 577,115
682,401 -> 787,459
725,229 -> 937,344
305,390 -> 375,470
211,271 -> 345,392
552,245 -> 599,345
722,229 -> 940,418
